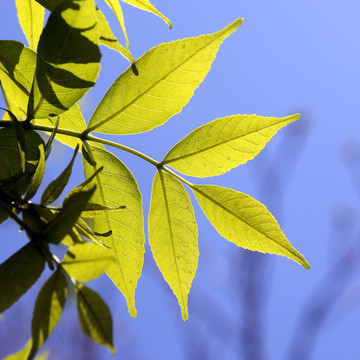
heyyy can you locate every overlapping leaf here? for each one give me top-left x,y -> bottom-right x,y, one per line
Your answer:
86,18 -> 243,135
192,184 -> 310,268
149,170 -> 198,321
28,0 -> 101,119
29,269 -> 67,360
15,0 -> 44,50
83,144 -> 144,317
163,114 -> 300,177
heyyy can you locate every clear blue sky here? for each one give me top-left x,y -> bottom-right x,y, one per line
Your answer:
1,0 -> 360,359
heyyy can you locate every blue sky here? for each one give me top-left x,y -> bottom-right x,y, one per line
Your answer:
1,0 -> 360,359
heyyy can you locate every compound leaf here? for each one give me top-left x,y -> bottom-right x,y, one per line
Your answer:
29,269 -> 67,360
149,170 -> 198,321
82,144 -> 144,317
192,185 -> 310,269
76,284 -> 114,352
163,114 -> 300,177
87,18 -> 243,135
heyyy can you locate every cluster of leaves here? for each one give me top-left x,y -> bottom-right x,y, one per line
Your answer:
0,0 -> 310,357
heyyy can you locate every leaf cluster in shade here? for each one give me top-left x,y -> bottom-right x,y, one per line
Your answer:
0,0 -> 310,357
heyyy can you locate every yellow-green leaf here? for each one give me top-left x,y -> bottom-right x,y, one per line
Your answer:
76,284 -> 114,352
192,185 -> 310,269
86,18 -> 243,135
15,0 -> 45,50
62,242 -> 115,282
97,9 -> 134,63
163,114 -> 300,177
104,0 -> 129,48
149,170 -> 198,321
82,144 -> 144,317
122,0 -> 171,28
28,0 -> 101,119
29,269 -> 67,360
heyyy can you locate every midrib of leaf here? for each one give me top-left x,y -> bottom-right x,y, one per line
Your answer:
193,186 -> 307,265
87,22 -> 240,133
163,116 -> 298,164
159,170 -> 186,310
28,0 -> 34,49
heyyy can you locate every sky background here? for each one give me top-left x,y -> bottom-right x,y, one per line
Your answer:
1,0 -> 360,359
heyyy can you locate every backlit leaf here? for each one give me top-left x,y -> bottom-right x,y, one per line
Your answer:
0,242 -> 45,313
149,170 -> 198,321
15,0 -> 45,50
28,0 -> 101,119
86,18 -> 243,135
62,242 -> 115,282
29,269 -> 67,360
76,284 -> 114,352
83,144 -> 144,317
192,184 -> 310,269
162,114 -> 300,177
122,0 -> 171,28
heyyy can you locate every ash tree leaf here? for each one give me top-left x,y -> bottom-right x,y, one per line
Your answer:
62,242 -> 115,282
149,170 -> 198,321
29,269 -> 67,360
86,18 -> 243,135
0,242 -> 46,313
15,0 -> 45,51
97,9 -> 135,63
122,0 -> 171,28
76,283 -> 114,353
192,184 -> 310,269
41,145 -> 79,205
83,144 -> 145,318
80,203 -> 126,218
27,0 -> 101,119
162,114 -> 300,177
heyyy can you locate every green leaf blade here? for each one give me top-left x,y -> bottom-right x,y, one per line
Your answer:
193,185 -> 310,269
149,170 -> 198,321
163,114 -> 300,177
87,18 -> 243,135
82,145 -> 145,317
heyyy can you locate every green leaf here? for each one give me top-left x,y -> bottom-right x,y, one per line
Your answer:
82,144 -> 144,318
0,41 -> 37,119
97,9 -> 135,63
86,18 -> 243,135
0,242 -> 46,313
149,170 -> 198,321
104,0 -> 129,48
192,185 -> 310,269
15,0 -> 45,50
27,0 -> 101,119
61,227 -> 85,246
29,269 -> 67,360
122,0 -> 171,28
34,0 -> 65,11
80,203 -> 126,218
62,242 -> 115,282
41,188 -> 95,244
41,145 -> 79,205
162,114 -> 300,177
76,283 -> 114,352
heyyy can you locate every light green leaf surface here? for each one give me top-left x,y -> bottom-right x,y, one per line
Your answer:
62,242 -> 115,282
193,185 -> 310,269
76,284 -> 114,352
122,0 -> 171,28
163,114 -> 300,177
104,0 -> 129,48
28,0 -> 101,119
97,9 -> 134,63
29,269 -> 67,360
80,203 -> 125,218
0,242 -> 45,313
83,145 -> 144,317
87,18 -> 243,135
15,0 -> 45,50
0,41 -> 36,119
25,142 -> 45,201
149,170 -> 198,321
